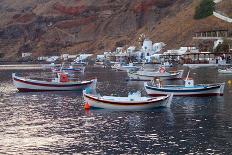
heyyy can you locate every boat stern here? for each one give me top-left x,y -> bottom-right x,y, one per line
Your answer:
219,82 -> 225,96
12,73 -> 16,79
166,93 -> 174,108
143,82 -> 151,94
12,73 -> 18,86
90,78 -> 97,90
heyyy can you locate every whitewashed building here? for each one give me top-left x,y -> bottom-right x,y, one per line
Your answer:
37,56 -> 49,61
22,52 -> 32,58
68,54 -> 78,59
140,39 -> 166,62
75,54 -> 93,62
96,55 -> 105,61
46,56 -> 59,62
61,54 -> 69,60
116,47 -> 124,53
61,54 -> 78,60
164,47 -> 199,55
153,42 -> 166,53
127,46 -> 136,53
142,39 -> 153,51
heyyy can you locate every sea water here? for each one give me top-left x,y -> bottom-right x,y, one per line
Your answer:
0,66 -> 231,154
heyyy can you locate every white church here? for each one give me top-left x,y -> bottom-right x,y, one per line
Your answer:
140,38 -> 166,62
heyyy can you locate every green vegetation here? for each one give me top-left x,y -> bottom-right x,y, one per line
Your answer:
194,0 -> 215,19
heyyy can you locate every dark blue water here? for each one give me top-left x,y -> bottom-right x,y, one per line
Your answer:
0,66 -> 232,154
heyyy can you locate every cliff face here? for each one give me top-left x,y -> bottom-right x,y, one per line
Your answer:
0,0 -> 231,59
216,0 -> 232,17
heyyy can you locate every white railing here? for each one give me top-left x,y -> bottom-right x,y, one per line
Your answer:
213,11 -> 232,23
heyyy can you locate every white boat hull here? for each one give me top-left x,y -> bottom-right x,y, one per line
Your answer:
183,64 -> 218,68
112,63 -> 139,72
144,83 -> 225,96
218,69 -> 232,74
12,73 -> 96,92
128,70 -> 183,81
83,91 -> 173,110
62,66 -> 85,72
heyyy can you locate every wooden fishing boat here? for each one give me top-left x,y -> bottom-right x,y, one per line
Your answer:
62,67 -> 85,72
183,64 -> 218,68
52,63 -> 85,73
83,90 -> 173,110
218,68 -> 232,74
127,67 -> 184,81
144,72 -> 225,96
112,63 -> 139,72
12,73 -> 96,92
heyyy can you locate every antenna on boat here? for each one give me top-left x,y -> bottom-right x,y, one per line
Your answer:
60,62 -> 64,72
185,70 -> 190,80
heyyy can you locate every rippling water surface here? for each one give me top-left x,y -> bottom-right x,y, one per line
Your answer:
0,66 -> 232,154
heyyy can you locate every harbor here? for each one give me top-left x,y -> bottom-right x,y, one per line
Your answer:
1,64 -> 232,154
0,36 -> 232,153
0,34 -> 232,154
0,0 -> 232,154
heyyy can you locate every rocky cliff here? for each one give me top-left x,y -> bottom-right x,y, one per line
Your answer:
0,0 -> 231,60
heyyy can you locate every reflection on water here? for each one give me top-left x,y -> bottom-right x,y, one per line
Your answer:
0,66 -> 232,154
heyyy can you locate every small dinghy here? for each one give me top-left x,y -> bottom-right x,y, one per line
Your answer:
52,63 -> 85,73
128,66 -> 183,81
62,65 -> 85,72
144,71 -> 225,96
12,73 -> 96,92
83,90 -> 173,110
218,68 -> 232,74
112,63 -> 139,72
53,66 -> 85,73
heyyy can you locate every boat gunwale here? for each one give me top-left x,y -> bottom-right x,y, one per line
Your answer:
129,70 -> 182,78
83,92 -> 169,106
12,74 -> 93,87
144,83 -> 223,92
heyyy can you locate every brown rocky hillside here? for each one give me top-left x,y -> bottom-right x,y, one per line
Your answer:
0,0 -> 231,60
216,0 -> 232,17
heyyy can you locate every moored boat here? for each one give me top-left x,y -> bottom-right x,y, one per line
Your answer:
144,76 -> 225,96
12,73 -> 96,92
62,66 -> 85,72
83,90 -> 173,110
127,67 -> 184,81
218,68 -> 232,74
112,63 -> 139,72
183,63 -> 218,68
52,63 -> 86,73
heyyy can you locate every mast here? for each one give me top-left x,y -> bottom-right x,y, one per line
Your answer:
185,70 -> 190,80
